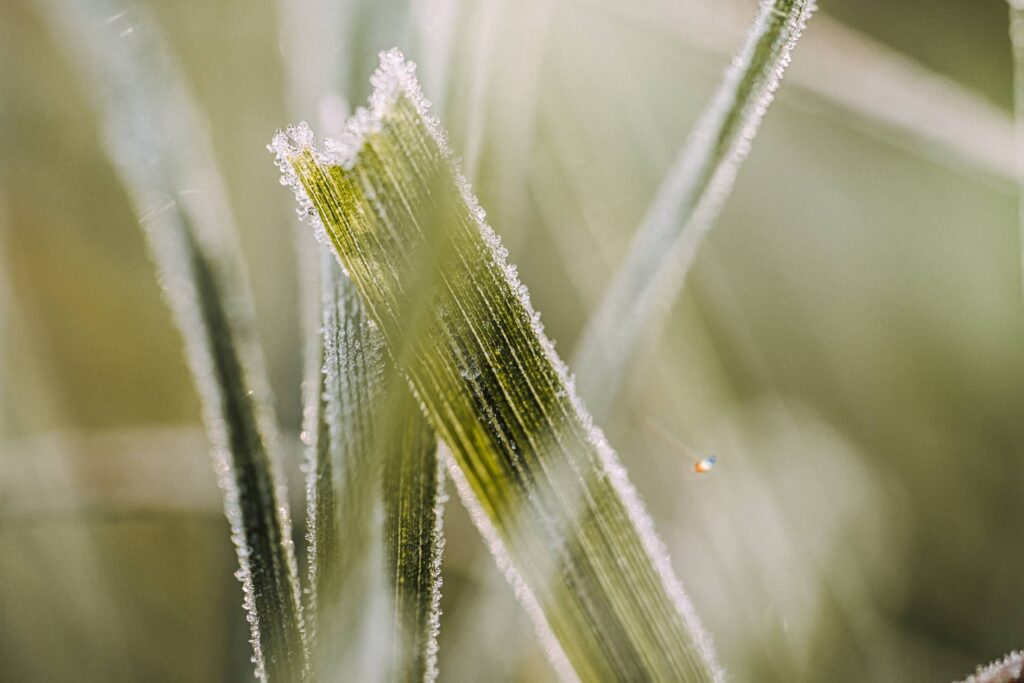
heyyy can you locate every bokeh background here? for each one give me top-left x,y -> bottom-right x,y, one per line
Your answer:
1,0 -> 1022,680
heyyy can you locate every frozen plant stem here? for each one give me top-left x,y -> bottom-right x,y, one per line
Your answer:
571,0 -> 816,420
36,0 -> 308,678
273,50 -> 721,682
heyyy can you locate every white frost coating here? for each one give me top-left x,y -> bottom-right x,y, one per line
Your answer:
572,0 -> 816,418
423,450 -> 448,683
957,651 -> 1024,683
442,446 -> 579,683
273,49 -> 723,680
40,1 -> 306,678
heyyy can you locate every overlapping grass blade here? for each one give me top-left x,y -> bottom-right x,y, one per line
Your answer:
571,0 -> 815,419
307,255 -> 389,679
272,50 -> 721,682
305,254 -> 380,663
36,1 -> 307,678
382,389 -> 445,682
277,1 -> 447,677
305,251 -> 444,682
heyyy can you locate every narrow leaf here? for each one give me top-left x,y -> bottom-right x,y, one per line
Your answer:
277,2 -> 448,676
1010,0 -> 1024,294
37,1 -> 307,678
272,50 -> 721,682
308,255 -> 388,678
307,252 -> 444,682
382,389 -> 446,682
956,651 -> 1024,683
571,0 -> 816,419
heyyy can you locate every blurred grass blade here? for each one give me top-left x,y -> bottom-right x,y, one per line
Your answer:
956,651 -> 1024,683
571,0 -> 815,419
586,0 -> 1015,186
382,389 -> 445,682
36,1 -> 308,678
1010,0 -> 1024,294
272,50 -> 721,682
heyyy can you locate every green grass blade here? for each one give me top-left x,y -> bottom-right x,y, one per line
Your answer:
1010,0 -> 1024,295
36,1 -> 308,678
955,651 -> 1024,683
307,251 -> 444,682
309,255 -> 388,678
382,389 -> 445,682
571,0 -> 815,419
303,252 -> 341,649
272,50 -> 721,682
277,2 -> 447,676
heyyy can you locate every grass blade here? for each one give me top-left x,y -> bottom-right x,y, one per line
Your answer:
382,389 -> 445,682
308,255 -> 389,678
956,651 -> 1024,683
36,1 -> 308,678
571,0 -> 815,419
307,251 -> 444,682
272,50 -> 721,682
1011,0 -> 1024,295
585,0 -> 1015,186
277,2 -> 447,676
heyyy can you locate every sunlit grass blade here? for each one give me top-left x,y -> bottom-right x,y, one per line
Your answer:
272,50 -> 721,682
36,1 -> 308,678
382,389 -> 445,682
276,1 -> 448,676
571,0 -> 815,419
956,651 -> 1024,683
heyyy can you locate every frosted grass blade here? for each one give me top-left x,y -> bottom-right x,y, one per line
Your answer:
277,1 -> 447,677
272,50 -> 721,682
309,256 -> 390,679
956,651 -> 1024,683
36,1 -> 307,678
584,0 -> 1015,185
307,253 -> 444,682
382,389 -> 445,682
572,0 -> 815,419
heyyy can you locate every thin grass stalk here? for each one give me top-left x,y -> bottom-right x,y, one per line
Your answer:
36,1 -> 307,678
571,0 -> 815,420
